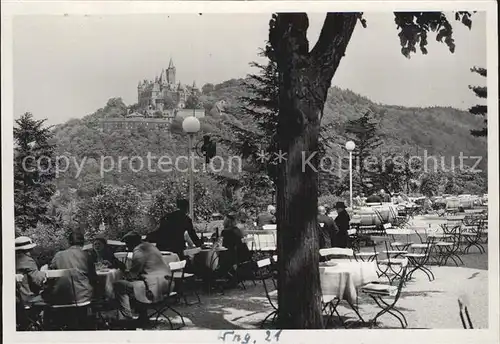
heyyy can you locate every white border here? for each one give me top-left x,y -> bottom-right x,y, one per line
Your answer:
2,1 -> 498,344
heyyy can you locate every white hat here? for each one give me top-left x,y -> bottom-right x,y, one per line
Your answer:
267,205 -> 276,212
15,236 -> 36,251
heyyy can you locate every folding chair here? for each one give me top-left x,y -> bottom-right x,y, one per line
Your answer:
44,269 -> 93,330
361,259 -> 409,328
375,242 -> 407,285
405,237 -> 435,282
171,259 -> 201,306
135,264 -> 185,330
435,225 -> 464,267
462,222 -> 485,254
255,258 -> 278,328
458,296 -> 473,329
16,275 -> 45,331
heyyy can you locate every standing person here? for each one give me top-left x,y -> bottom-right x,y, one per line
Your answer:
113,231 -> 171,327
333,202 -> 350,248
317,206 -> 337,249
155,199 -> 202,259
256,205 -> 276,228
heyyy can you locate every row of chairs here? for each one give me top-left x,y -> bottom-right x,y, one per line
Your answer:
16,261 -> 193,331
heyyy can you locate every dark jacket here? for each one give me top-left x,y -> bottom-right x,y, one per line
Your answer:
155,210 -> 202,257
366,195 -> 382,203
333,210 -> 351,248
90,247 -> 126,271
16,252 -> 46,303
46,246 -> 97,305
317,214 -> 338,249
256,212 -> 275,228
221,225 -> 252,265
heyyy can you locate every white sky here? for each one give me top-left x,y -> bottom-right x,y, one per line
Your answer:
13,12 -> 486,125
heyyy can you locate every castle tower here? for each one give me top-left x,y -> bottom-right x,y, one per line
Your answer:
166,58 -> 176,86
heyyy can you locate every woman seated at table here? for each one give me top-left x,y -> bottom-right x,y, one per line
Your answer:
44,230 -> 98,306
220,212 -> 252,285
90,234 -> 126,271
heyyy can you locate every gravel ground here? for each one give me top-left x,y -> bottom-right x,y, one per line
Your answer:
148,215 -> 489,330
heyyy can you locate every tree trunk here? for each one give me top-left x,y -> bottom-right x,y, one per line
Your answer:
270,13 -> 359,329
276,68 -> 323,328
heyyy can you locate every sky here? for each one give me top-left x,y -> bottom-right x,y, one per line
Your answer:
13,12 -> 487,125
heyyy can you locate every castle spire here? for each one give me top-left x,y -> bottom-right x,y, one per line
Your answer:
168,58 -> 174,69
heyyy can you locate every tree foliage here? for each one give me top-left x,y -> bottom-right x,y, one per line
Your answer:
74,184 -> 144,240
468,66 -> 487,137
14,112 -> 56,232
185,94 -> 203,109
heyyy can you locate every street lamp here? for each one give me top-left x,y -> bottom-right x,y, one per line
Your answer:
345,141 -> 356,208
182,116 -> 201,219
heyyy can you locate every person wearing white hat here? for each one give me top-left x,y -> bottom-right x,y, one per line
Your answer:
15,236 -> 47,304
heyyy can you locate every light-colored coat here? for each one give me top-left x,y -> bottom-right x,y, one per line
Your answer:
15,252 -> 46,302
128,242 -> 172,303
46,246 -> 97,305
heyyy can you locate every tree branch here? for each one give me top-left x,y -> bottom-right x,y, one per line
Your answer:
309,13 -> 359,89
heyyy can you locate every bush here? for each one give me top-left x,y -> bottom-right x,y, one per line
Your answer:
24,223 -> 68,267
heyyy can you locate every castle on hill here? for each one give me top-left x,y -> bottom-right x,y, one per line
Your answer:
137,58 -> 201,112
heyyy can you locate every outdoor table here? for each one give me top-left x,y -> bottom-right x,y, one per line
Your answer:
195,247 -> 228,271
114,252 -> 180,272
95,268 -> 123,299
319,261 -> 379,304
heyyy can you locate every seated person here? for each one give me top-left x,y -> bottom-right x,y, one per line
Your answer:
366,193 -> 382,203
44,231 -> 97,306
113,231 -> 171,326
220,212 -> 252,286
15,236 -> 47,304
256,205 -> 276,228
90,234 -> 126,271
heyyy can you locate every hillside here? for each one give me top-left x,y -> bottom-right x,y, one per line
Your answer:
50,79 -> 487,197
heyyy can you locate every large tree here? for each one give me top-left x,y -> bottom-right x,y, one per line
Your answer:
14,113 -> 57,232
468,66 -> 487,137
268,12 -> 474,328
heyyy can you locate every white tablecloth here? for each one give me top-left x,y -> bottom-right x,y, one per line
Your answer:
195,248 -> 228,271
96,269 -> 123,299
319,261 -> 379,303
114,252 -> 180,272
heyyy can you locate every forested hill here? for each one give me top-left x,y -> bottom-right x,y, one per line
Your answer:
50,78 -> 487,194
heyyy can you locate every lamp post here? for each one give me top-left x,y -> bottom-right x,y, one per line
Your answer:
345,141 -> 356,208
182,116 -> 201,219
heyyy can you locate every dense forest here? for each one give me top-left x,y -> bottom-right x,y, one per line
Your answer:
51,78 -> 488,195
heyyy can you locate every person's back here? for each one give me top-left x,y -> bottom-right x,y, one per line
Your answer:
157,210 -> 188,252
157,199 -> 201,257
48,234 -> 96,305
130,242 -> 170,278
256,212 -> 274,227
16,251 -> 46,303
